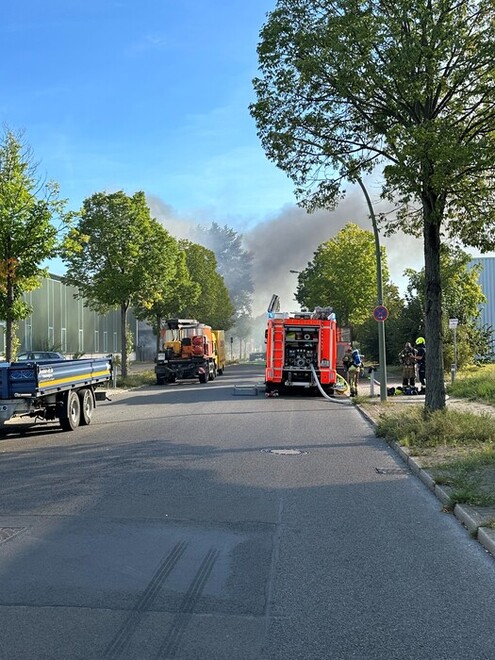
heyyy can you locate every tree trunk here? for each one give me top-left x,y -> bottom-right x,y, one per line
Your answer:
423,201 -> 446,412
5,316 -> 12,362
121,304 -> 128,379
5,275 -> 14,362
156,314 -> 161,353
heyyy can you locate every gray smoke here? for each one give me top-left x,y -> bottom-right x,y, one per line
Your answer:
244,189 -> 424,315
147,195 -> 197,241
147,188 -> 424,317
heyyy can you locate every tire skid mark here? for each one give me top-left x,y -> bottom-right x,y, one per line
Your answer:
104,540 -> 188,658
156,547 -> 219,658
0,527 -> 27,544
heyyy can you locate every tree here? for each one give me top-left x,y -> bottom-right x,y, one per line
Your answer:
230,312 -> 255,360
0,128 -> 69,360
135,248 -> 201,352
179,240 -> 236,330
295,223 -> 391,333
194,222 -> 254,317
400,247 -> 488,368
250,0 -> 495,411
62,191 -> 178,377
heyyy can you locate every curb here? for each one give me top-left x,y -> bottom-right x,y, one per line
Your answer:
477,527 -> 495,556
356,403 -> 495,561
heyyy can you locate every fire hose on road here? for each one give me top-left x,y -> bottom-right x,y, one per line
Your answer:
310,364 -> 352,405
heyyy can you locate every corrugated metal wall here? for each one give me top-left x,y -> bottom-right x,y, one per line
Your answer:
470,257 -> 495,349
0,273 -> 140,358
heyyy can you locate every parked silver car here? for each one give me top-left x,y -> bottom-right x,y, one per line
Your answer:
16,351 -> 65,361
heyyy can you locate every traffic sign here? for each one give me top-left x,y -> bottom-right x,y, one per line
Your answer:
449,318 -> 458,329
373,305 -> 389,322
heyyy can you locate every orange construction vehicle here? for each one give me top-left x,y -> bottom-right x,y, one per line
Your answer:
264,296 -> 338,395
155,319 -> 225,385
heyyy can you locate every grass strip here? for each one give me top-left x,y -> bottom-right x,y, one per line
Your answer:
447,364 -> 495,405
376,407 -> 495,507
430,448 -> 495,507
376,407 -> 495,448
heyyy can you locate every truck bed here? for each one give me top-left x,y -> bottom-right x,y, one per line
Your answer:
0,357 -> 113,431
0,357 -> 112,398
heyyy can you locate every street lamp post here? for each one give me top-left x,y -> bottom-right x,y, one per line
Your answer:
290,269 -> 301,306
355,178 -> 388,402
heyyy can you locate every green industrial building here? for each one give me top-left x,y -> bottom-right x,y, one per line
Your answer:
0,273 -> 149,359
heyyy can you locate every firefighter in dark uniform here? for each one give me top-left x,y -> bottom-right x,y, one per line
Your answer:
399,342 -> 417,388
342,346 -> 353,380
414,336 -> 426,393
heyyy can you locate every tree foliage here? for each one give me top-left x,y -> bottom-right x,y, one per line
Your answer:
0,128 -> 69,360
250,0 -> 495,411
134,248 -> 201,351
401,247 -> 489,367
295,223 -> 391,331
194,222 -> 254,317
61,190 -> 178,376
178,240 -> 236,330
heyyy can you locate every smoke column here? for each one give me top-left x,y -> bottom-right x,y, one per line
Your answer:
244,189 -> 423,315
148,189 -> 424,317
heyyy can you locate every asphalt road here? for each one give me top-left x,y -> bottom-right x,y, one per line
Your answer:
1,364 -> 495,659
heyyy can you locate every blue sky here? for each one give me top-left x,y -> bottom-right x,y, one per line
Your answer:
3,1 -> 492,313
2,0 -> 293,227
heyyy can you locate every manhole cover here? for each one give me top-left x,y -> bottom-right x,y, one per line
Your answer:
0,527 -> 26,544
261,449 -> 308,455
375,467 -> 408,475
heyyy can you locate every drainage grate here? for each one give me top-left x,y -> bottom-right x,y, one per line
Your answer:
261,448 -> 308,455
375,467 -> 408,475
0,527 -> 26,544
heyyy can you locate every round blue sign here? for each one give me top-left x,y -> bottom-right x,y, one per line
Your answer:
373,305 -> 389,322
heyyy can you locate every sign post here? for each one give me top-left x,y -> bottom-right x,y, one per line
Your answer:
371,305 -> 389,400
449,318 -> 458,382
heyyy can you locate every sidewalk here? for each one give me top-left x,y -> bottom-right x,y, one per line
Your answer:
357,371 -> 495,417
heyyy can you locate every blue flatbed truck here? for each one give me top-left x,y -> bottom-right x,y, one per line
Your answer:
0,356 -> 112,432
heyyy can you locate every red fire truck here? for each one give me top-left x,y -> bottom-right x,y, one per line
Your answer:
264,296 -> 339,395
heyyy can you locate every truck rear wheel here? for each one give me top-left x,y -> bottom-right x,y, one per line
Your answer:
198,372 -> 208,384
78,388 -> 94,425
60,390 -> 81,431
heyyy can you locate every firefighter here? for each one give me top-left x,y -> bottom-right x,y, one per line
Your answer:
414,336 -> 426,393
399,342 -> 417,388
342,346 -> 353,380
347,349 -> 363,397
